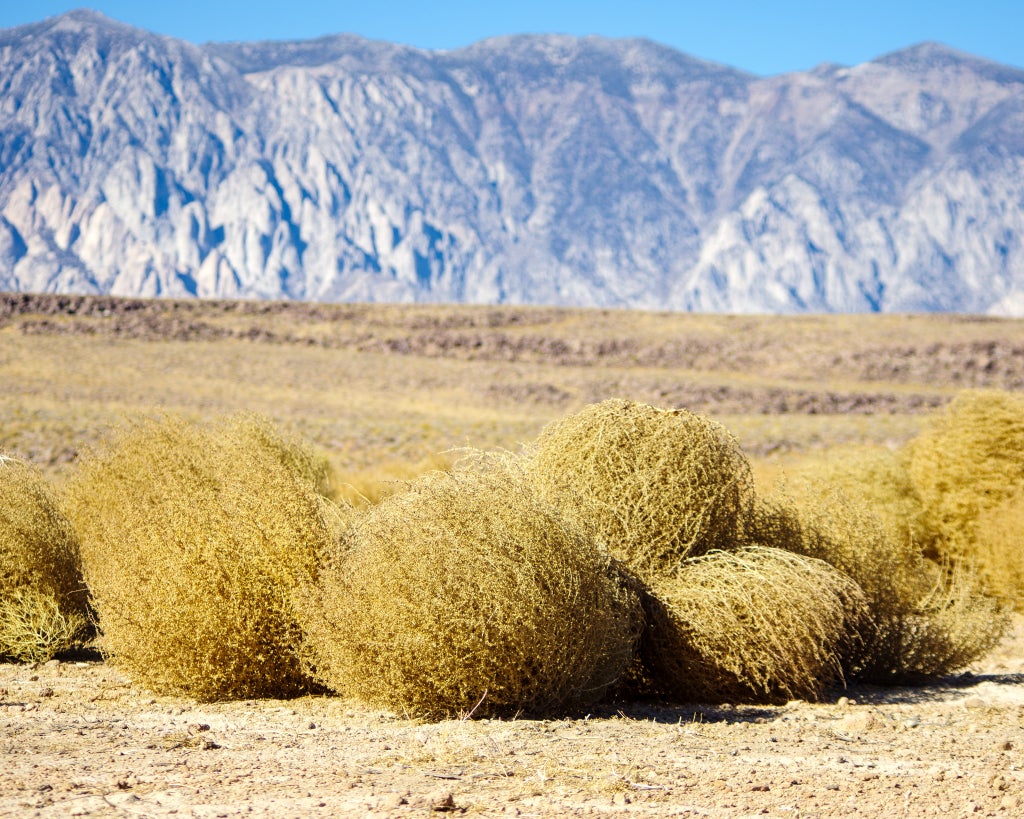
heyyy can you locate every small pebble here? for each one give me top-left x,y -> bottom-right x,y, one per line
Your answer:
429,791 -> 456,812
836,712 -> 880,732
377,792 -> 407,809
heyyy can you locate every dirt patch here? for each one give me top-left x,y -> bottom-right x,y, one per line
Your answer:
616,382 -> 947,417
834,342 -> 1024,390
2,617 -> 1021,817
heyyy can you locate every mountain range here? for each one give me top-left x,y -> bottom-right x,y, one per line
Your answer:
2,9 -> 1023,313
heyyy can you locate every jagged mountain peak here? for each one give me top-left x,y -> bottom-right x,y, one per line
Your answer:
0,8 -> 121,48
448,33 -> 751,85
205,33 -> 423,74
6,7 -> 176,50
821,40 -> 1024,90
3,7 -> 233,80
872,41 -> 1024,76
34,7 -> 123,31
876,41 -> 975,66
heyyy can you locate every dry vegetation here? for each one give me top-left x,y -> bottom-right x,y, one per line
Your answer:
64,414 -> 339,701
3,294 -> 1024,815
0,455 -> 88,662
745,488 -> 1006,682
528,400 -> 753,580
638,547 -> 869,704
975,491 -> 1024,609
4,293 -> 1024,482
297,464 -> 642,718
908,390 -> 1024,605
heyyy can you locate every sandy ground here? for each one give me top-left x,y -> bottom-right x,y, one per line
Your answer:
1,617 -> 1021,818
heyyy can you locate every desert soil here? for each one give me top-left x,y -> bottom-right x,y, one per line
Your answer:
1,615 -> 1021,819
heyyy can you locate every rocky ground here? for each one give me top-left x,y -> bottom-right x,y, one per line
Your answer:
1,616 -> 1021,818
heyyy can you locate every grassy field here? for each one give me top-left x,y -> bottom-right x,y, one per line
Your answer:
3,293 -> 1022,493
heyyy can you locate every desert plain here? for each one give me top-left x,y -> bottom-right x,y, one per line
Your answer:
1,294 -> 1023,817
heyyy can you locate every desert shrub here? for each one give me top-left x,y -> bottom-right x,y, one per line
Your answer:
785,445 -> 940,558
746,487 -> 1006,682
65,414 -> 339,700
335,452 -> 454,507
527,399 -> 753,581
0,455 -> 89,661
296,463 -> 643,719
972,490 -> 1024,609
228,413 -> 335,499
908,389 -> 1024,550
636,546 -> 868,704
0,587 -> 88,663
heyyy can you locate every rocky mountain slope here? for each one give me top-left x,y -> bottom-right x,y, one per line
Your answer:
2,10 -> 1023,313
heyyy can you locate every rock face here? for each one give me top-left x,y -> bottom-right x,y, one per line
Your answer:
2,10 -> 1023,313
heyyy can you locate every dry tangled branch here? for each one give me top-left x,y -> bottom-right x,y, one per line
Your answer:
296,462 -> 643,719
528,399 -> 753,581
746,487 -> 1007,682
0,587 -> 88,663
1,454 -> 89,661
637,546 -> 869,704
66,414 -> 340,700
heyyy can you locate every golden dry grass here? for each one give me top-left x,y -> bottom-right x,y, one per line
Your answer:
65,414 -> 341,701
7,304 -> 1019,488
762,406 -> 1024,610
296,462 -> 643,719
778,444 -> 940,557
334,452 -> 454,506
528,400 -> 753,580
635,547 -> 869,704
0,454 -> 88,661
229,413 -> 337,499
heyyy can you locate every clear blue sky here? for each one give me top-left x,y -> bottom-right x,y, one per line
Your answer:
3,1 -> 1022,76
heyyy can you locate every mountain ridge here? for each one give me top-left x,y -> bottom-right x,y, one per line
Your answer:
1,10 -> 1022,313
